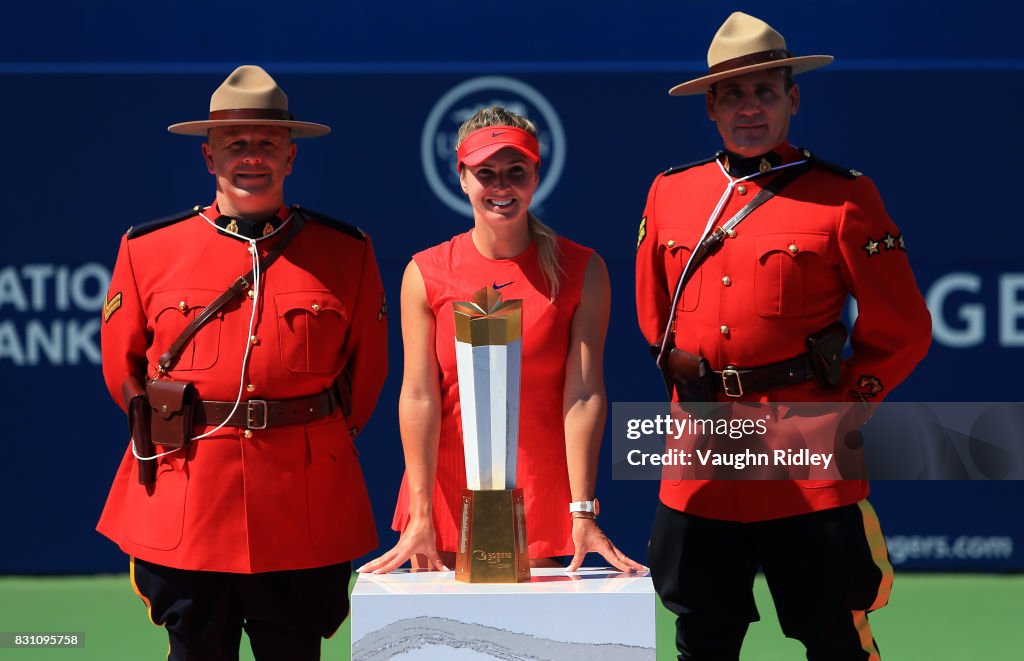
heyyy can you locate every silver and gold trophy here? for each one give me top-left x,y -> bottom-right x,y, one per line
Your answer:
452,288 -> 530,583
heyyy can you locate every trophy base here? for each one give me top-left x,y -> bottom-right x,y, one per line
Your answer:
455,488 -> 531,583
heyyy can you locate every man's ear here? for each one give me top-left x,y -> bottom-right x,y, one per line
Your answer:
201,142 -> 215,174
285,142 -> 297,175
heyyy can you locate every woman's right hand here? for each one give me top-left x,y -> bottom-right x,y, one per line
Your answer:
356,517 -> 447,574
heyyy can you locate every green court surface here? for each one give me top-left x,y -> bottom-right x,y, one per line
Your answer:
1,573 -> 1021,660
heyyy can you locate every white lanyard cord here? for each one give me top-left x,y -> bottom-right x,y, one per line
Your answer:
189,234 -> 261,441
133,210 -> 291,461
132,439 -> 180,461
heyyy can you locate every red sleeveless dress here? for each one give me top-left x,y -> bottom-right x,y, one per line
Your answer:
392,230 -> 594,557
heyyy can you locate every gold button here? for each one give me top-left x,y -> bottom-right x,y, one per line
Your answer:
247,289 -> 255,299
246,384 -> 255,392
311,303 -> 320,311
726,229 -> 736,238
720,325 -> 730,335
666,239 -> 675,247
789,244 -> 799,254
243,430 -> 253,439
248,245 -> 256,255
161,404 -> 168,413
722,276 -> 732,286
178,300 -> 186,311
249,335 -> 259,345
737,185 -> 747,195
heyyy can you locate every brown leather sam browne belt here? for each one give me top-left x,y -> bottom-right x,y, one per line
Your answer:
196,389 -> 340,430
712,354 -> 815,398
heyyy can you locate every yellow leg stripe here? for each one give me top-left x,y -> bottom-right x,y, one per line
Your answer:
852,610 -> 881,660
857,500 -> 894,610
129,557 -> 161,627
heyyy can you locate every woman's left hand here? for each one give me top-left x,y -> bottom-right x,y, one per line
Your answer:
567,518 -> 648,573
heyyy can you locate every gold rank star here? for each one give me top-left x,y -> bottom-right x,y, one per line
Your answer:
898,234 -> 906,250
863,238 -> 880,256
883,233 -> 897,250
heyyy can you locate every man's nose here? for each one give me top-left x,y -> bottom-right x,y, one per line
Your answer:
739,96 -> 762,114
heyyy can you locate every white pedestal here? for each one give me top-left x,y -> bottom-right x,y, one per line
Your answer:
351,567 -> 656,660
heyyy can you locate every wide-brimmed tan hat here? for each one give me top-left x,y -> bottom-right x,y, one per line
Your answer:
668,12 -> 833,97
168,65 -> 330,138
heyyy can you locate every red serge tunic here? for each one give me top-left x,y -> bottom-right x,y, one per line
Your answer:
97,204 -> 388,573
392,231 -> 594,558
635,144 -> 932,522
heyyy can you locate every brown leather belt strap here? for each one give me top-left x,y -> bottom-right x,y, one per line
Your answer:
195,389 -> 339,430
158,213 -> 306,373
711,353 -> 815,398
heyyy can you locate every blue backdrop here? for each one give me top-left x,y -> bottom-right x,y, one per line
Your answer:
1,1 -> 1022,573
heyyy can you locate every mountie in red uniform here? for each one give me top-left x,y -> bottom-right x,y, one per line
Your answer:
97,203 -> 388,573
635,143 -> 932,522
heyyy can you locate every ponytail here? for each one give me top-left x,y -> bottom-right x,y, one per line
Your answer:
528,212 -> 563,300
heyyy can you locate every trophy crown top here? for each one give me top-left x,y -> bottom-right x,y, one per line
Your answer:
453,287 -> 523,318
452,288 -> 523,346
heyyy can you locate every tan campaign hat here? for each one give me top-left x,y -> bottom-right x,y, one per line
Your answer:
668,12 -> 834,97
168,65 -> 330,138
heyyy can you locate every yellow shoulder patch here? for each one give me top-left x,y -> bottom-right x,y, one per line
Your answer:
637,216 -> 647,250
102,291 -> 122,322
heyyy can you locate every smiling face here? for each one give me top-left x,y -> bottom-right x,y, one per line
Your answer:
460,146 -> 539,226
706,68 -> 799,157
202,125 -> 296,218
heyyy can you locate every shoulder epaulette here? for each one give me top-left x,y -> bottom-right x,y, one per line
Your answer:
662,154 -> 719,177
126,205 -> 202,239
293,205 -> 366,241
800,149 -> 863,179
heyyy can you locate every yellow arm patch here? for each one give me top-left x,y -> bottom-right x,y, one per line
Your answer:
637,216 -> 647,250
102,291 -> 122,322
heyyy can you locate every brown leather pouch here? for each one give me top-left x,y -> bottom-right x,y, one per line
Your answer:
805,321 -> 848,388
122,376 -> 156,485
146,379 -> 197,449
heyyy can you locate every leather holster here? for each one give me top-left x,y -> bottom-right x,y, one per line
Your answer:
122,376 -> 156,485
653,338 -> 714,402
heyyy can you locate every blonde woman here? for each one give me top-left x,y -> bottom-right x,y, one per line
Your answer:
360,106 -> 641,573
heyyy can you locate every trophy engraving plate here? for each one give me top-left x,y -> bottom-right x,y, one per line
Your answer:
455,488 -> 530,583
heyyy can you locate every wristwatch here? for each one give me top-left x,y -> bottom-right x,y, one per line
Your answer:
569,498 -> 600,517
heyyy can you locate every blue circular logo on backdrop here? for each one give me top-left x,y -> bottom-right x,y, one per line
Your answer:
421,76 -> 566,218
